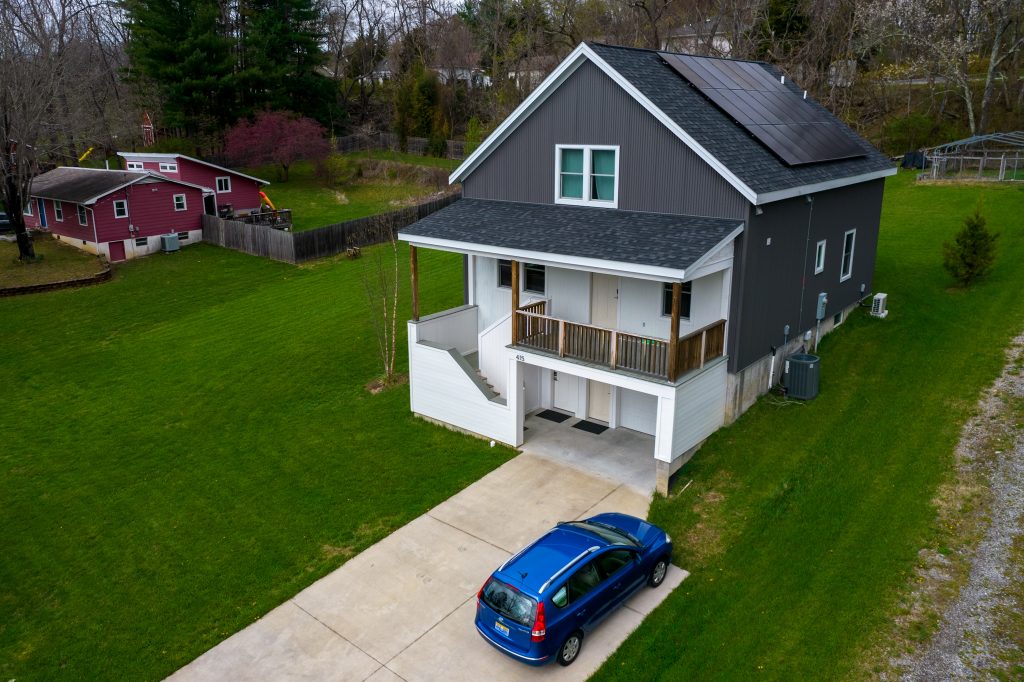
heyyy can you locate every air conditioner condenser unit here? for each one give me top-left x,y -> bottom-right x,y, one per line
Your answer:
870,293 -> 888,318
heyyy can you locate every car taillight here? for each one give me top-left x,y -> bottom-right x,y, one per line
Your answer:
531,601 -> 546,642
477,579 -> 487,607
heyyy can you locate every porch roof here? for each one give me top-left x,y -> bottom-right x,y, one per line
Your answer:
399,198 -> 744,280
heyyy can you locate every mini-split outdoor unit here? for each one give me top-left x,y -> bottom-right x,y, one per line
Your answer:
161,233 -> 180,253
870,293 -> 888,318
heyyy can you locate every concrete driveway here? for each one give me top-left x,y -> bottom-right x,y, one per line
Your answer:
168,454 -> 687,681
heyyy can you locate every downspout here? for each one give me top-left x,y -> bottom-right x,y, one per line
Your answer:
796,195 -> 814,334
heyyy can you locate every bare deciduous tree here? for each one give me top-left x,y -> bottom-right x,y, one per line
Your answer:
361,224 -> 402,386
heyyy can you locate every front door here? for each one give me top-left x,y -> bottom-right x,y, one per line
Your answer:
589,274 -> 618,423
553,371 -> 578,413
108,241 -> 126,262
37,199 -> 47,228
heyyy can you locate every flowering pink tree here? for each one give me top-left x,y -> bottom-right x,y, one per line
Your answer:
224,111 -> 330,181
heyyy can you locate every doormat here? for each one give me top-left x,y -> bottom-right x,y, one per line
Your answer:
572,420 -> 608,435
537,409 -> 572,423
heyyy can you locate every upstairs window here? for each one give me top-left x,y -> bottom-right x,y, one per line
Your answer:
662,282 -> 693,319
126,161 -> 144,170
555,145 -> 618,207
814,240 -> 826,275
497,259 -> 512,288
159,162 -> 178,173
524,263 -> 545,294
216,176 -> 231,193
840,229 -> 856,281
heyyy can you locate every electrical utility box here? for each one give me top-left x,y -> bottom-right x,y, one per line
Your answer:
784,353 -> 820,400
816,292 -> 828,320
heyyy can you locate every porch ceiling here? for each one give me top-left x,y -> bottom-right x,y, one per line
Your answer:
399,198 -> 743,281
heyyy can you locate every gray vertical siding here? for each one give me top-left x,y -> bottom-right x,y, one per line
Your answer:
726,178 -> 886,371
463,61 -> 749,220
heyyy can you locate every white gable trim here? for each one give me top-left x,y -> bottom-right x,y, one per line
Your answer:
450,42 -> 895,206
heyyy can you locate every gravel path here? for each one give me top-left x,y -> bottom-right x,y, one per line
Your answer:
898,335 -> 1024,680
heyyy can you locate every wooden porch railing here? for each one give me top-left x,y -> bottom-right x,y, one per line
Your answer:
513,311 -> 726,381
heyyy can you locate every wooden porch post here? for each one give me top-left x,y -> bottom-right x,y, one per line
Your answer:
511,259 -> 520,344
410,245 -> 420,322
667,281 -> 681,381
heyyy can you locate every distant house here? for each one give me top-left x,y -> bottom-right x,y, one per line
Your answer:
117,153 -> 269,215
434,65 -> 491,89
507,55 -> 560,92
400,42 -> 895,494
23,167 -> 209,262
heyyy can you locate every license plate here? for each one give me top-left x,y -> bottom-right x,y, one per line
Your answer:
494,621 -> 510,637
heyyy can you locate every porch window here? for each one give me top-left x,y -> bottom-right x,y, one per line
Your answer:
814,240 -> 826,274
173,194 -> 187,211
524,263 -> 545,294
662,282 -> 692,319
54,202 -> 64,221
77,205 -> 87,225
840,229 -> 856,281
497,259 -> 512,288
555,145 -> 618,207
113,200 -> 128,219
216,176 -> 231,193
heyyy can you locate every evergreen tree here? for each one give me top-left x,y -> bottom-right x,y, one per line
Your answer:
239,0 -> 337,126
942,205 -> 999,287
125,0 -> 236,137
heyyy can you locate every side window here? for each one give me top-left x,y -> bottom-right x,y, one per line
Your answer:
497,259 -> 512,288
661,282 -> 692,318
566,561 -> 601,603
595,549 -> 635,579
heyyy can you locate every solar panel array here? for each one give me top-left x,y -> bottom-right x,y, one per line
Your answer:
659,52 -> 866,166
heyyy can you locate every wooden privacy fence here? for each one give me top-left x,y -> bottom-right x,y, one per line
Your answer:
202,191 -> 461,264
514,310 -> 726,382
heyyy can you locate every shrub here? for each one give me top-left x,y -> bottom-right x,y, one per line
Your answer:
942,204 -> 998,287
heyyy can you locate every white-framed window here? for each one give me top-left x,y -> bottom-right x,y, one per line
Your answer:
555,145 -> 619,208
113,200 -> 128,219
54,201 -> 64,221
135,237 -> 148,247
216,176 -> 231,193
840,229 -> 856,281
523,263 -> 545,294
814,240 -> 826,274
159,162 -> 178,173
77,205 -> 88,225
173,194 -> 187,211
661,282 -> 693,319
23,200 -> 32,216
126,161 -> 144,170
497,259 -> 512,288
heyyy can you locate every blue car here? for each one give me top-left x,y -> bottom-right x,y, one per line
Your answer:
475,512 -> 672,666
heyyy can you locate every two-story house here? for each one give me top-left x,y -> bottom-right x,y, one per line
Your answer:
399,43 -> 896,493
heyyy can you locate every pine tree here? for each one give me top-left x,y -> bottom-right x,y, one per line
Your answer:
942,205 -> 999,287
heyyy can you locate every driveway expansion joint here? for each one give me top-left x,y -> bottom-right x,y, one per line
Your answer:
426,512 -> 516,556
289,599 -> 388,667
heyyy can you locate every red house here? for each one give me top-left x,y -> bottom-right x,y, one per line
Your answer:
117,152 -> 269,215
24,167 -> 210,261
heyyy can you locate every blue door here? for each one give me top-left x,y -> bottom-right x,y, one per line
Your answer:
37,199 -> 47,227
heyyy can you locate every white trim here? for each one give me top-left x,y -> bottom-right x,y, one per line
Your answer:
554,144 -> 619,208
449,42 -> 896,206
126,161 -> 144,170
24,200 -> 32,216
113,199 -> 128,219
685,225 -> 744,273
54,201 -> 64,222
840,229 -> 856,281
77,204 -> 88,226
159,162 -> 179,173
215,176 -> 232,193
173,193 -> 187,211
814,239 -> 826,274
118,152 -> 270,185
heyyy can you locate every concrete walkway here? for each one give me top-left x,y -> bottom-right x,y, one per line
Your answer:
168,454 -> 687,681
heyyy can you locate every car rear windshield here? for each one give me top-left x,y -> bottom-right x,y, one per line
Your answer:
482,578 -> 537,626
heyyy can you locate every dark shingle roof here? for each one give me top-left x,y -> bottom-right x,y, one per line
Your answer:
29,167 -> 147,204
400,198 -> 743,272
586,43 -> 894,196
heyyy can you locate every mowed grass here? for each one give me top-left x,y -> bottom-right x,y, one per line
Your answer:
253,157 -> 446,231
597,172 -> 1024,680
0,244 -> 513,679
0,237 -> 107,288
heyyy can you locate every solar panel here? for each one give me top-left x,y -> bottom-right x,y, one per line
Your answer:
659,52 -> 866,166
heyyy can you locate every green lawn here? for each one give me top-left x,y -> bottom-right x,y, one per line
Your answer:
0,244 -> 513,679
252,156 -> 450,232
0,237 -> 106,288
596,172 -> 1024,680
344,149 -> 461,171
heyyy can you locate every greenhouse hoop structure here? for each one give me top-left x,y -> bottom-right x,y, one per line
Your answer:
923,131 -> 1024,182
